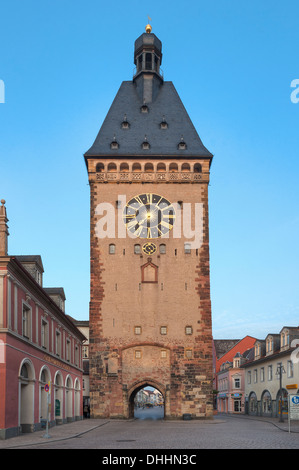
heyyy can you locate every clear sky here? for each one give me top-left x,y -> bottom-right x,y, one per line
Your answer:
1,0 -> 298,340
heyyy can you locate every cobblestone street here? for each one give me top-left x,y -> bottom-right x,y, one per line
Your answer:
1,414 -> 299,450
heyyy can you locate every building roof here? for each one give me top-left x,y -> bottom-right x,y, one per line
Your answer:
84,28 -> 213,162
15,255 -> 44,272
213,339 -> 240,359
215,336 -> 257,373
84,81 -> 213,159
44,287 -> 66,300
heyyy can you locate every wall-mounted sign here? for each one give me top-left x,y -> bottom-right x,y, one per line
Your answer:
286,384 -> 298,390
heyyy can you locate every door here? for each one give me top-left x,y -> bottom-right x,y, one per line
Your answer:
234,399 -> 241,413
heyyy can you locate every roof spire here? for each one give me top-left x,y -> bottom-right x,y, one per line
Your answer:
145,16 -> 152,33
0,199 -> 9,256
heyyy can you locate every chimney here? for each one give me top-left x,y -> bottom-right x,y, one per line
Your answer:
0,199 -> 9,256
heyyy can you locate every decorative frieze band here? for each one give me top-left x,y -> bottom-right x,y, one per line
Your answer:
94,171 -> 205,183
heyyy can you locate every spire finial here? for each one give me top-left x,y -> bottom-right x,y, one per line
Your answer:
0,198 -> 9,256
145,16 -> 152,33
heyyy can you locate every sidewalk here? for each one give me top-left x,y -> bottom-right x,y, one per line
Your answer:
1,414 -> 299,449
0,419 -> 110,449
216,412 -> 299,433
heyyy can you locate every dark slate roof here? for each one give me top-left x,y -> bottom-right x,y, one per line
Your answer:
44,287 -> 66,301
213,339 -> 240,359
134,33 -> 162,59
15,255 -> 44,272
84,81 -> 213,159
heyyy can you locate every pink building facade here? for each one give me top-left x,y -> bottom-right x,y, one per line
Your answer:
0,201 -> 86,439
217,352 -> 252,414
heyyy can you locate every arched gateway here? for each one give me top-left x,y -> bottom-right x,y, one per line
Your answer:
127,380 -> 166,419
86,26 -> 214,420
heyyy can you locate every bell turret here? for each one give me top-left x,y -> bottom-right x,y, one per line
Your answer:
133,25 -> 163,103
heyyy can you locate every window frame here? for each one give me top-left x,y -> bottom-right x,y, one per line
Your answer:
109,244 -> 116,254
185,326 -> 193,335
41,317 -> 49,350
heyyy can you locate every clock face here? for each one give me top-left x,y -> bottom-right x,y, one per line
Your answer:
142,242 -> 157,255
123,193 -> 175,239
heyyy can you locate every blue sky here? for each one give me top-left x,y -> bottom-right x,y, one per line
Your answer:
0,0 -> 298,339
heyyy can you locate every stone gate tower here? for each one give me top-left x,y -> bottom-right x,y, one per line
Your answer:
84,25 -> 214,419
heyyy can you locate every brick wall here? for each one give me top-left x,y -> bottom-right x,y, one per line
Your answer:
88,162 -> 213,419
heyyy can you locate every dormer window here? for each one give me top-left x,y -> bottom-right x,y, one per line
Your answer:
266,336 -> 273,355
233,357 -> 240,368
160,116 -> 168,129
141,103 -> 149,113
178,136 -> 187,150
36,270 -> 42,286
121,114 -> 130,129
142,136 -> 150,150
254,342 -> 261,359
281,329 -> 290,350
110,136 -> 119,150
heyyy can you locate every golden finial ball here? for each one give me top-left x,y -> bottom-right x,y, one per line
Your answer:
145,24 -> 152,33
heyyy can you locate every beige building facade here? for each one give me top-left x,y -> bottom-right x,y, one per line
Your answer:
244,327 -> 299,417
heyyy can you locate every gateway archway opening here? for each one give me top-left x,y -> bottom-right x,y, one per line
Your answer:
130,385 -> 165,420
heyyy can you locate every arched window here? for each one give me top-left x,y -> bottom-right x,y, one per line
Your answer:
40,366 -> 50,384
19,359 -> 35,381
157,163 -> 166,172
96,163 -> 104,172
262,391 -> 272,415
19,360 -> 35,432
132,163 -> 141,172
55,371 -> 63,387
145,163 -> 154,172
108,162 -> 117,172
194,163 -> 202,173
66,376 -> 73,389
20,363 -> 29,379
181,163 -> 190,172
40,369 -> 47,383
249,392 -> 258,415
120,163 -> 129,172
169,163 -> 178,172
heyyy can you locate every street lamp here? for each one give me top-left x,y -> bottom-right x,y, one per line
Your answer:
276,364 -> 286,423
